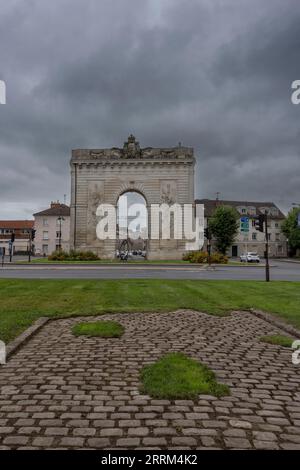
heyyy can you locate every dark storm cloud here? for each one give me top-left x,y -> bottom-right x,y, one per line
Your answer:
0,0 -> 300,218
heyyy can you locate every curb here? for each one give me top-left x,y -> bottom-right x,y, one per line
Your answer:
6,317 -> 49,359
4,262 -> 276,269
250,308 -> 300,338
221,264 -> 277,268
274,259 -> 300,265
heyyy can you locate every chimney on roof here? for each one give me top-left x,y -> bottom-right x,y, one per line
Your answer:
215,192 -> 221,207
50,201 -> 61,209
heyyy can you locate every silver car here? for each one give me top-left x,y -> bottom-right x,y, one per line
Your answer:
240,252 -> 260,263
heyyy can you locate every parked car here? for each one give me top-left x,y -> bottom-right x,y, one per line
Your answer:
119,250 -> 128,261
240,252 -> 260,263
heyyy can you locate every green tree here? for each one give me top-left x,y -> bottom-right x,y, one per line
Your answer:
281,207 -> 300,256
209,205 -> 239,255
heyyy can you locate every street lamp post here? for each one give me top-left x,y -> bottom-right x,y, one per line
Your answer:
254,213 -> 270,281
264,211 -> 270,282
57,216 -> 65,252
9,232 -> 15,262
27,229 -> 36,263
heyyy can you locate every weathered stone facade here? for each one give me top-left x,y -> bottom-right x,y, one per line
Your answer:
70,135 -> 195,259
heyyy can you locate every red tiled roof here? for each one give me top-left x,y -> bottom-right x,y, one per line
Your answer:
33,204 -> 70,217
0,220 -> 34,229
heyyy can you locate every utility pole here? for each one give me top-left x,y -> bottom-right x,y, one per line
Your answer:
28,229 -> 36,263
28,232 -> 31,263
207,238 -> 212,267
264,211 -> 270,282
9,232 -> 15,262
204,227 -> 212,267
1,247 -> 5,267
57,216 -> 64,252
254,213 -> 270,282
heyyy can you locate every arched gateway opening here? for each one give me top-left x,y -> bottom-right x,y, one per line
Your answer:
116,191 -> 148,260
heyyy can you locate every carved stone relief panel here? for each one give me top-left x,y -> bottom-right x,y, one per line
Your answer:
87,181 -> 104,244
160,180 -> 177,204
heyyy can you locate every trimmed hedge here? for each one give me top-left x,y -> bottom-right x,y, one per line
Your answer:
183,251 -> 228,264
48,250 -> 100,261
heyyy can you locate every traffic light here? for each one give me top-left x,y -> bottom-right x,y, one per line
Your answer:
204,227 -> 211,240
31,229 -> 36,240
254,214 -> 265,232
10,233 -> 15,243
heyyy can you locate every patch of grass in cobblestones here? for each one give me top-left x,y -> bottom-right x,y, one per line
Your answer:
259,334 -> 294,348
72,321 -> 124,338
0,279 -> 300,343
140,352 -> 230,399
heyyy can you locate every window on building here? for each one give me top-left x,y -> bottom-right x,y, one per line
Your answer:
268,233 -> 271,241
43,219 -> 48,226
275,233 -> 280,241
248,206 -> 256,215
43,231 -> 49,240
56,231 -> 61,238
252,233 -> 257,240
42,244 -> 48,255
275,222 -> 279,228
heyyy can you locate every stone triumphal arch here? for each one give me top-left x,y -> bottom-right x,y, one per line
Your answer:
70,135 -> 195,259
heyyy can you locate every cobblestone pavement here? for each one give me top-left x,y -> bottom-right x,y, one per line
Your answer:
0,310 -> 300,450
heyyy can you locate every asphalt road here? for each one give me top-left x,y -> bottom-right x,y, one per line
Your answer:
0,261 -> 299,280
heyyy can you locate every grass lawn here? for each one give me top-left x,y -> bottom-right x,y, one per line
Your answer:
16,259 -> 257,266
259,334 -> 295,348
17,259 -> 191,265
0,279 -> 299,343
72,320 -> 124,338
140,352 -> 230,399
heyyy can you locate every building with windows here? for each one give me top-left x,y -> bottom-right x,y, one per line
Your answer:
197,199 -> 287,258
33,202 -> 70,256
0,220 -> 34,254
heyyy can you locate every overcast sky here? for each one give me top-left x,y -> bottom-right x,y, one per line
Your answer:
0,0 -> 299,219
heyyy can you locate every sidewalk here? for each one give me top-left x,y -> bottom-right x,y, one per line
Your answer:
274,258 -> 300,264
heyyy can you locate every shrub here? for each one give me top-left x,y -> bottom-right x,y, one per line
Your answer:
182,251 -> 228,264
48,250 -> 69,261
48,250 -> 100,261
190,251 -> 209,263
68,250 -> 99,261
182,251 -> 197,262
210,253 -> 228,264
